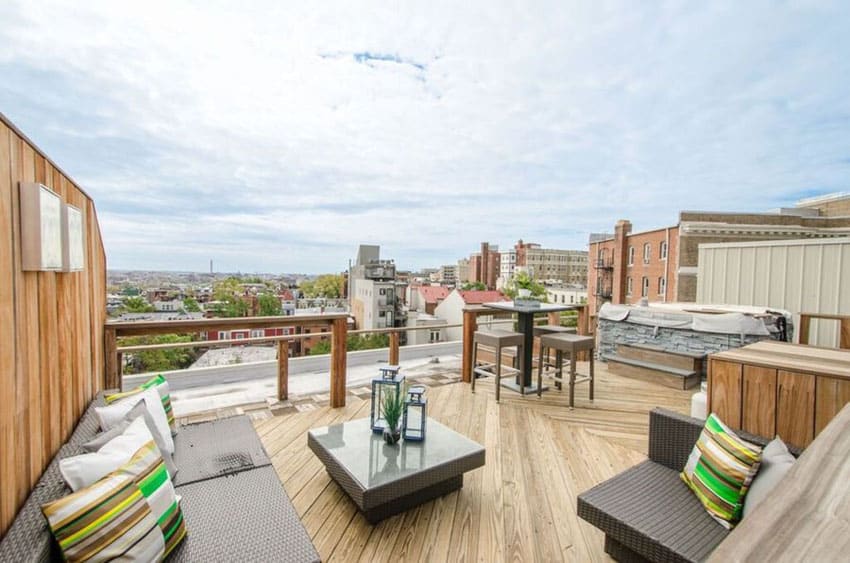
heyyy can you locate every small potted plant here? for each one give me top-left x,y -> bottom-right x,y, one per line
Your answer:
381,385 -> 405,445
513,271 -> 541,306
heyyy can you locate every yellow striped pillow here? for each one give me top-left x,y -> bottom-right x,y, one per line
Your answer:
43,440 -> 187,561
107,374 -> 178,436
681,413 -> 762,528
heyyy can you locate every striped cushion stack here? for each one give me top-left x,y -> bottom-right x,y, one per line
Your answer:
681,413 -> 763,529
42,439 -> 186,561
107,374 -> 178,436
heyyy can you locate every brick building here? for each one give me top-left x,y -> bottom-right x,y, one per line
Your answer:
589,201 -> 850,317
469,242 -> 501,289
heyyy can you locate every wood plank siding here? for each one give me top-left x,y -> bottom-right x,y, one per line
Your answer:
0,114 -> 106,537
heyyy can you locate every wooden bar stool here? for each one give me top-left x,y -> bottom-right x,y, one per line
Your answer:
537,333 -> 595,407
471,329 -> 524,402
533,325 -> 576,369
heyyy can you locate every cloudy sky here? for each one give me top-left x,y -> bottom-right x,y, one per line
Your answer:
1,1 -> 848,273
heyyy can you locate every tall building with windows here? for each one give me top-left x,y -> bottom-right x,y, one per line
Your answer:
513,240 -> 588,286
469,242 -> 501,289
349,245 -> 407,332
588,198 -> 850,318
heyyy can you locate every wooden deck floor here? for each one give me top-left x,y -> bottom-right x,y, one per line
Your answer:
254,363 -> 693,562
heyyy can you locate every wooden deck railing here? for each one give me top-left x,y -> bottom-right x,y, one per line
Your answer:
798,313 -> 850,349
106,316 -> 481,408
460,304 -> 589,383
105,314 -> 349,406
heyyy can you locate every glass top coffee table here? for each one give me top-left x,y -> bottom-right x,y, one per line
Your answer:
307,417 -> 485,524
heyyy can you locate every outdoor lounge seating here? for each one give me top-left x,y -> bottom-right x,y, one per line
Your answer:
0,393 -> 320,563
576,408 -> 800,563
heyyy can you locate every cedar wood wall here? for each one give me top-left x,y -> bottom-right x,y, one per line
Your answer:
0,114 -> 106,537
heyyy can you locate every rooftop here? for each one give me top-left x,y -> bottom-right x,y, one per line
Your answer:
254,362 -> 691,561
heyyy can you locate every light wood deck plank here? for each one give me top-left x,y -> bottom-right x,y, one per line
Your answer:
256,362 -> 692,562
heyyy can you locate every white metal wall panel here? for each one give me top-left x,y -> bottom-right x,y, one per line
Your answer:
697,238 -> 850,348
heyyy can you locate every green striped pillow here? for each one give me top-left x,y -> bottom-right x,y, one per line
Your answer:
43,439 -> 187,561
681,413 -> 763,528
108,374 -> 177,436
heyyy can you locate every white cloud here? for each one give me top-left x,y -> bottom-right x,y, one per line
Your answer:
1,0 -> 849,272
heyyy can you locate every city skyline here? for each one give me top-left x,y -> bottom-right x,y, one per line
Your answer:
2,1 -> 849,272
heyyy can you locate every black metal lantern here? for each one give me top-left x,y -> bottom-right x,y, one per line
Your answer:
402,385 -> 427,441
370,370 -> 405,434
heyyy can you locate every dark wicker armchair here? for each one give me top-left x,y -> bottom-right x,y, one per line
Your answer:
577,408 -> 782,563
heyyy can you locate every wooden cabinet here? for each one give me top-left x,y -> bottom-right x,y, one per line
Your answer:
709,360 -> 742,429
815,377 -> 850,435
742,365 -> 776,439
776,370 -> 815,447
708,342 -> 850,449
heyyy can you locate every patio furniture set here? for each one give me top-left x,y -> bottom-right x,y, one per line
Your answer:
472,301 -> 596,406
0,392 -> 320,562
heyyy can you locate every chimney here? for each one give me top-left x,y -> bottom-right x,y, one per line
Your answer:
612,220 -> 632,303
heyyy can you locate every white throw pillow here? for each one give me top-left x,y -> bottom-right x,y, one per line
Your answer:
95,387 -> 174,454
60,416 -> 153,491
742,436 -> 795,518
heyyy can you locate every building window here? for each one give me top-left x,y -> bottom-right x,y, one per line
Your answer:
379,310 -> 386,317
626,277 -> 633,295
429,330 -> 441,343
660,241 -> 668,260
628,246 -> 635,266
218,331 -> 227,340
658,277 -> 666,295
643,243 -> 651,264
379,288 -> 386,295
641,276 -> 649,297
251,330 -> 263,338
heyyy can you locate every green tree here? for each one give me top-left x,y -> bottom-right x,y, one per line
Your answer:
183,297 -> 201,312
210,277 -> 249,317
308,333 -> 389,355
504,271 -> 546,300
300,274 -> 344,298
461,281 -> 487,291
121,334 -> 197,374
257,293 -> 282,316
123,296 -> 155,313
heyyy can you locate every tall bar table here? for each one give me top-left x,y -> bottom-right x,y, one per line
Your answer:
482,301 -> 574,393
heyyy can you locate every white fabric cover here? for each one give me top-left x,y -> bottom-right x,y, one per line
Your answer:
60,416 -> 153,491
691,312 -> 770,336
95,387 -> 175,454
597,303 -> 631,321
743,437 -> 795,518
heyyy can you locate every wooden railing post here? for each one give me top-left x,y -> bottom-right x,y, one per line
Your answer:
547,311 -> 560,327
277,341 -> 289,401
330,318 -> 347,407
841,318 -> 850,350
799,314 -> 811,345
389,331 -> 400,365
104,327 -> 118,390
462,309 -> 478,383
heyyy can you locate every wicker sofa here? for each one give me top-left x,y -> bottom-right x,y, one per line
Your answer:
577,408 -> 798,563
0,393 -> 320,562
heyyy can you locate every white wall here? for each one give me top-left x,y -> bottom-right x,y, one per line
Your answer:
697,237 -> 850,347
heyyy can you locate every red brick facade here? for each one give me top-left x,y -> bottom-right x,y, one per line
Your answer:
588,221 -> 679,314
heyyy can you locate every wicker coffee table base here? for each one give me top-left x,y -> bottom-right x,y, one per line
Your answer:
353,474 -> 463,524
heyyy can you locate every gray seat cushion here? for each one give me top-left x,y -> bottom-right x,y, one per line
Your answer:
0,443 -> 82,562
172,415 -> 271,487
578,460 -> 728,563
168,465 -> 320,562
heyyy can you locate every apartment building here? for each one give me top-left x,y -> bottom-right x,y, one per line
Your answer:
469,242 -> 501,289
456,258 -> 471,284
588,196 -> 850,315
518,241 -> 588,286
438,264 -> 458,285
349,245 -> 407,332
